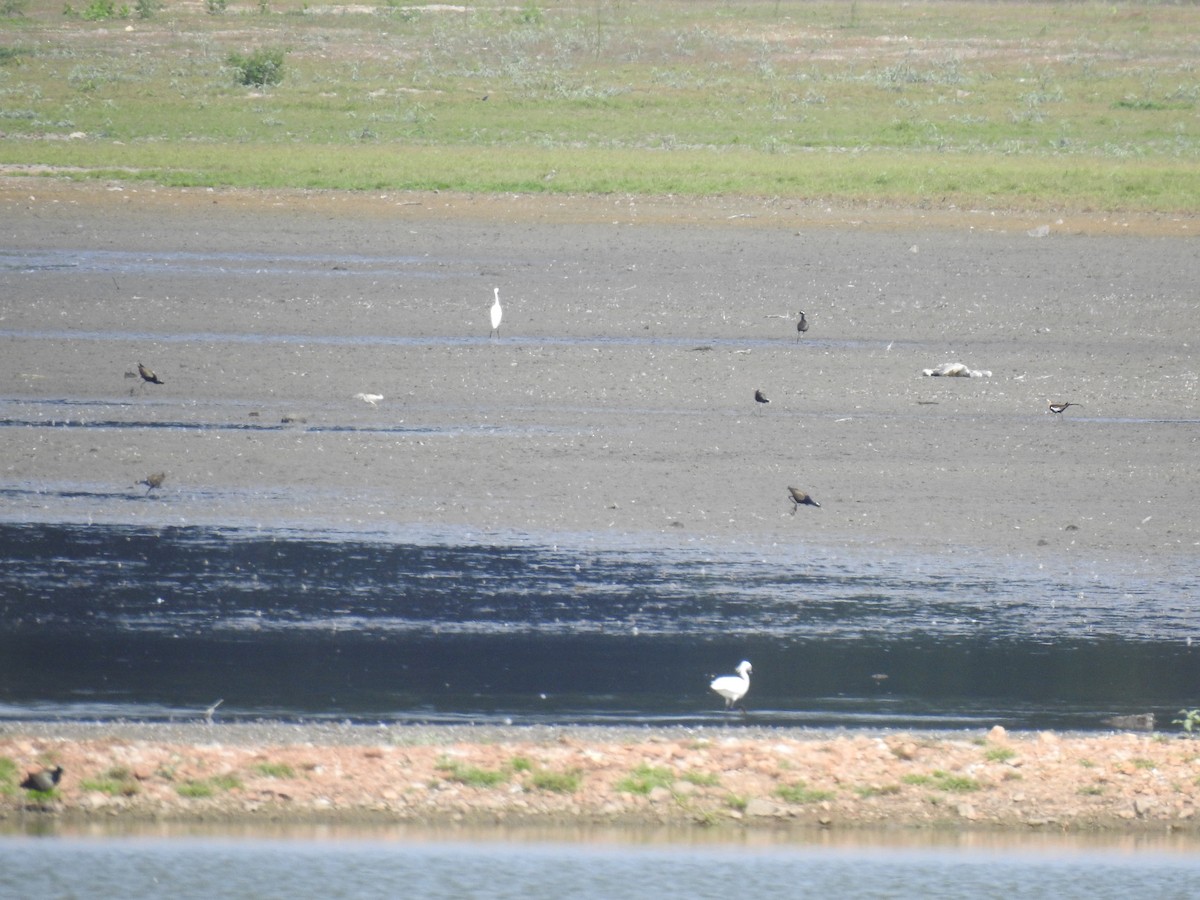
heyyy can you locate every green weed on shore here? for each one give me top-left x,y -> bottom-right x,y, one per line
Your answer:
1,0 -> 1198,211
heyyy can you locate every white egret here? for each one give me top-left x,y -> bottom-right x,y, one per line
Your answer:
710,660 -> 752,711
490,287 -> 503,337
354,392 -> 383,407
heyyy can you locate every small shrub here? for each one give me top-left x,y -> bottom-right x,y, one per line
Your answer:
984,746 -> 1016,763
81,769 -> 140,797
527,769 -> 581,793
902,770 -> 980,792
725,794 -> 748,812
176,780 -> 214,798
205,0 -> 226,13
1,0 -> 29,16
681,771 -> 720,788
134,0 -> 156,18
1131,758 -> 1156,771
776,781 -> 835,804
1174,709 -> 1200,735
436,759 -> 507,788
253,762 -> 295,779
616,763 -> 673,795
509,756 -> 533,773
80,0 -> 117,19
228,47 -> 286,88
855,783 -> 902,797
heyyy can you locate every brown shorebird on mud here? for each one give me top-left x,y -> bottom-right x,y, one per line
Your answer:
137,472 -> 166,494
137,363 -> 164,385
788,487 -> 821,513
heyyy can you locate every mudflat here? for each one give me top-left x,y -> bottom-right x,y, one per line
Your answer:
2,179 -> 1197,566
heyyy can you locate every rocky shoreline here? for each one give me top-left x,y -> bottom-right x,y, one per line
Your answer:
4,723 -> 1199,835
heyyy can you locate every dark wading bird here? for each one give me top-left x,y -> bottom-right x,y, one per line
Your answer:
137,362 -> 164,385
754,389 -> 770,409
138,472 -> 166,494
796,311 -> 809,339
21,766 -> 63,793
1047,400 -> 1080,419
788,486 -> 821,514
710,660 -> 752,713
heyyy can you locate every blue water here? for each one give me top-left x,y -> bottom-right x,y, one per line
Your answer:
2,832 -> 1200,899
0,521 -> 1197,730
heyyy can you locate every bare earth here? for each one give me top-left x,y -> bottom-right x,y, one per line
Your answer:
2,179 -> 1199,834
3,723 -> 1200,834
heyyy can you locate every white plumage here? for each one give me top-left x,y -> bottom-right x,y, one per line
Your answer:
490,287 -> 503,336
710,660 -> 752,709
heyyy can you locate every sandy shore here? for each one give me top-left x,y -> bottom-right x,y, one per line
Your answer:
3,722 -> 1200,834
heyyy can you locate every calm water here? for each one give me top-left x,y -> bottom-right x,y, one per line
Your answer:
1,521 -> 1197,730
2,832 -> 1200,899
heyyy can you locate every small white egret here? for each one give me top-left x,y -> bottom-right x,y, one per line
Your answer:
490,287 -> 503,336
710,660 -> 752,711
354,392 -> 383,407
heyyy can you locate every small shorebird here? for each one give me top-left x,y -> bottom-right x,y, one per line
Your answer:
353,392 -> 383,407
796,311 -> 809,339
138,472 -> 166,494
489,287 -> 503,337
137,362 -> 164,385
1047,400 -> 1080,419
710,660 -> 752,712
788,486 -> 821,513
21,766 -> 63,793
754,389 -> 770,409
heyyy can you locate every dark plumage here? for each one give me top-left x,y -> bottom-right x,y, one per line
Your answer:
788,486 -> 821,513
796,311 -> 809,338
754,389 -> 770,407
138,472 -> 166,494
21,766 -> 63,793
137,363 -> 164,385
1047,400 -> 1080,418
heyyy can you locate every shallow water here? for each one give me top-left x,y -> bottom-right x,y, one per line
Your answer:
2,830 -> 1200,900
1,520 -> 1196,729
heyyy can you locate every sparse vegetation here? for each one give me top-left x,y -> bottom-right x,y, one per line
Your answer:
984,746 -> 1016,763
253,761 -> 295,779
775,781 -> 835,804
176,773 -> 242,798
0,757 -> 17,795
227,47 -> 287,88
1174,709 -> 1200,735
902,770 -> 981,792
527,768 -> 581,793
0,1 -> 1195,210
436,758 -> 508,788
81,767 -> 140,797
616,763 -> 674,796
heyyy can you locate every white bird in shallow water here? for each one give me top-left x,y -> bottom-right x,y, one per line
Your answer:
489,287 -> 503,337
354,392 -> 383,407
710,660 -> 752,711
